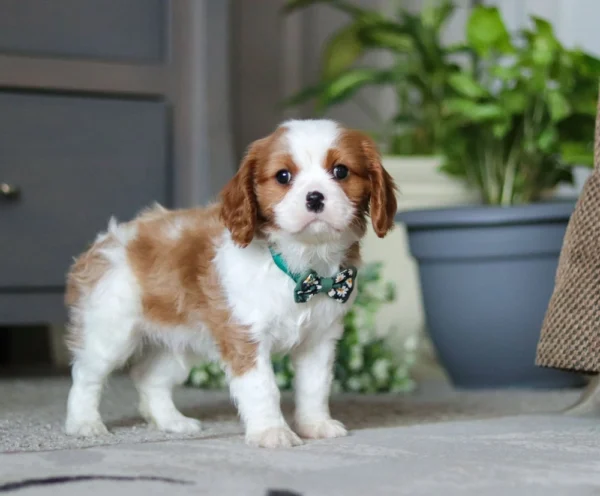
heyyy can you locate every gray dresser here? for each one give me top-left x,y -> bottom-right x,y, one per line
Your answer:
0,0 -> 235,326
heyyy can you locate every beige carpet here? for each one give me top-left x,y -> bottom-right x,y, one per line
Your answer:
0,374 -> 583,453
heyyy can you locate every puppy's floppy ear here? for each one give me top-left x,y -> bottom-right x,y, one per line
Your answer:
362,136 -> 398,238
220,139 -> 264,247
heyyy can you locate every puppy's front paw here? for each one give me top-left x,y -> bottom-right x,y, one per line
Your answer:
65,418 -> 110,437
295,419 -> 348,440
246,426 -> 304,448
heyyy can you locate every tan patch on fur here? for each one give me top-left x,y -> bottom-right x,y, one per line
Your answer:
127,205 -> 257,376
334,130 -> 398,238
344,242 -> 362,267
325,147 -> 370,203
220,128 -> 291,247
65,235 -> 118,352
255,152 -> 298,219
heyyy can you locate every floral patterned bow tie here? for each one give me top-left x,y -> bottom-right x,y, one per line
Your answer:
293,267 -> 357,303
269,247 -> 358,304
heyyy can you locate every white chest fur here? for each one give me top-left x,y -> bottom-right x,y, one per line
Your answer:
214,233 -> 357,352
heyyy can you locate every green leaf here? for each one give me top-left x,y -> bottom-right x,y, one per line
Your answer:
531,16 -> 558,49
560,141 -> 595,166
467,6 -> 513,56
439,159 -> 465,177
538,126 -> 558,152
321,24 -> 364,79
317,69 -> 394,109
492,119 -> 511,138
501,90 -> 527,114
547,90 -> 571,122
421,0 -> 455,31
490,64 -> 521,81
448,72 -> 488,98
567,51 -> 600,94
358,22 -> 413,52
444,98 -> 506,122
577,52 -> 600,77
571,93 -> 599,116
530,16 -> 559,66
283,67 -> 395,111
446,42 -> 471,55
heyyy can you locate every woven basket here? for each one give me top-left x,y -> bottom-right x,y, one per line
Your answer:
536,90 -> 600,374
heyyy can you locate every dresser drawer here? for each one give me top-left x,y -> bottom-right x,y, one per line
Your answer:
0,92 -> 168,289
0,0 -> 167,62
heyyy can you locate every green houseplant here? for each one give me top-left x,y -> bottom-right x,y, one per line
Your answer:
189,262 -> 417,394
397,5 -> 600,388
440,6 -> 599,205
284,0 -> 462,156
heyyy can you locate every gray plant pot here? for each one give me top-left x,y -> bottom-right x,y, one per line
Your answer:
397,201 -> 585,389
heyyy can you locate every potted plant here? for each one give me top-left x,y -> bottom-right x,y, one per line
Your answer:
283,0 -> 478,355
397,5 -> 600,388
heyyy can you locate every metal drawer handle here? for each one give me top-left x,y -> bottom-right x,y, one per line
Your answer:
0,183 -> 21,200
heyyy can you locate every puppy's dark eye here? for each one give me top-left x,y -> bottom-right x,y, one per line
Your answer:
275,169 -> 292,185
332,164 -> 349,180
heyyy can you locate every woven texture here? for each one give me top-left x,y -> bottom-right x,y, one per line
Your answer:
536,93 -> 600,373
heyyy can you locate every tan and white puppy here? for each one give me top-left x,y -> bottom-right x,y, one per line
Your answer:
64,119 -> 397,448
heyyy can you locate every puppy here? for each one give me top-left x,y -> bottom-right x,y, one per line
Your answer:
64,119 -> 397,448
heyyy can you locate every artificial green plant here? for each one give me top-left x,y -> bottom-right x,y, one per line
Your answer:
283,0 -> 464,156
188,262 -> 416,394
440,5 -> 600,205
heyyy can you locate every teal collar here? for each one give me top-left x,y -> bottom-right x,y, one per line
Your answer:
269,246 -> 302,283
268,246 -> 358,304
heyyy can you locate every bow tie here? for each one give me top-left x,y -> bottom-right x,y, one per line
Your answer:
269,247 -> 357,304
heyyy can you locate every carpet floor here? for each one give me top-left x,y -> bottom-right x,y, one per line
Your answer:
0,374 -> 583,453
3,376 -> 600,495
3,412 -> 600,495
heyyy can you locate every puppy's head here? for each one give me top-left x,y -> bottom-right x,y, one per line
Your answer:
220,119 -> 397,247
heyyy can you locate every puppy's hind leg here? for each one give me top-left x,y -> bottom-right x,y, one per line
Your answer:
65,315 -> 138,437
130,350 -> 201,434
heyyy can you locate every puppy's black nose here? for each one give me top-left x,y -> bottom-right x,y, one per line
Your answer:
306,191 -> 325,213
